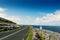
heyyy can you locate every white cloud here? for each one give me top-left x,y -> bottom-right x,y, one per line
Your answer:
0,7 -> 60,26
34,17 -> 40,24
0,13 -> 7,17
0,8 -> 7,12
34,10 -> 60,26
0,8 -> 20,24
0,13 -> 21,24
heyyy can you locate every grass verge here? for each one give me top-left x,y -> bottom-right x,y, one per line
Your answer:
26,26 -> 33,40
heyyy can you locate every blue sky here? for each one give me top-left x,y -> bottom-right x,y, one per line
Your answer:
0,0 -> 60,25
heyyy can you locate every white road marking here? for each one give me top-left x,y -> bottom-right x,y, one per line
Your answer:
22,38 -> 24,40
0,28 -> 26,40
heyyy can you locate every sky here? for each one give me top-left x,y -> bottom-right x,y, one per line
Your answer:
0,0 -> 60,26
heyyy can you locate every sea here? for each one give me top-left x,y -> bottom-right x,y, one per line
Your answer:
33,25 -> 60,33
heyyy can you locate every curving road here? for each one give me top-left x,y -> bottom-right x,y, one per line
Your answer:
0,29 -> 21,38
0,27 -> 29,40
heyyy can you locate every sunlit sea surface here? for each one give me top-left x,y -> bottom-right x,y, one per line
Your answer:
33,25 -> 60,33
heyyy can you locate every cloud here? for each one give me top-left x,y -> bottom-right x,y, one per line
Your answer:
34,17 -> 40,24
0,7 -> 60,26
0,8 -> 7,12
34,10 -> 60,26
0,8 -> 20,24
0,13 -> 21,24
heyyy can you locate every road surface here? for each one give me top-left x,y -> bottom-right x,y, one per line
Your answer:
0,29 -> 21,38
0,27 -> 29,40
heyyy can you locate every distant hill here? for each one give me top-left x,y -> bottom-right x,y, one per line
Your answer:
0,17 -> 16,24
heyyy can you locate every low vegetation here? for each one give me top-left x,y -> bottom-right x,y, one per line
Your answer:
0,26 -> 20,34
26,26 -> 33,40
49,35 -> 57,40
37,31 -> 45,40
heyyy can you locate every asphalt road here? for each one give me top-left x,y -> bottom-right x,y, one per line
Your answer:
0,28 -> 21,38
1,27 -> 29,40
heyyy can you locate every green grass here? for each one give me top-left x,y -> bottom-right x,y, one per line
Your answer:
26,26 -> 33,40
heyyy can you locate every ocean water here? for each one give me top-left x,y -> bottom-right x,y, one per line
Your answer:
33,25 -> 60,33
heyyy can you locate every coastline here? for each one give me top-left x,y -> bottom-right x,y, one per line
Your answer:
35,28 -> 60,40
